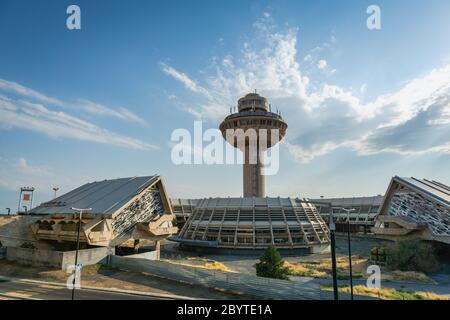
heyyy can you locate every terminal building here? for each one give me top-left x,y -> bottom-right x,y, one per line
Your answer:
372,176 -> 450,245
170,197 -> 330,253
170,93 -> 328,253
171,196 -> 383,234
3,92 -> 448,257
29,175 -> 178,249
313,196 -> 383,233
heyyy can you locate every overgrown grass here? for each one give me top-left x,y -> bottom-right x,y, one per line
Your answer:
285,257 -> 435,283
284,257 -> 366,279
321,284 -> 449,300
384,270 -> 435,284
162,257 -> 234,273
384,240 -> 440,273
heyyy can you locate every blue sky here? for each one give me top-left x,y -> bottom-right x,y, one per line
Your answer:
1,0 -> 449,212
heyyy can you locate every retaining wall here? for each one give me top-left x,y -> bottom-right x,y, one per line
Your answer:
6,246 -> 114,270
109,255 -> 320,300
0,215 -> 52,249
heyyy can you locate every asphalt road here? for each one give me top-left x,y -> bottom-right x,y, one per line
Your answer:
0,278 -> 165,300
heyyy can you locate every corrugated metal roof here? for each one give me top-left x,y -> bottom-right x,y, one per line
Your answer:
30,176 -> 159,215
395,176 -> 450,206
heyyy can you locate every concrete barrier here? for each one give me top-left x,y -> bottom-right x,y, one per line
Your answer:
122,250 -> 158,260
0,247 -> 6,259
0,215 -> 53,249
109,255 -> 320,300
60,247 -> 115,270
6,246 -> 114,270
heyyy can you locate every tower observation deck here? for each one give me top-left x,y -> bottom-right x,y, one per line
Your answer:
219,93 -> 287,197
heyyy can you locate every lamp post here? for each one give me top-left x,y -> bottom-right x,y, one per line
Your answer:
342,207 -> 356,300
53,187 -> 59,199
303,200 -> 339,300
70,207 -> 91,300
329,205 -> 339,300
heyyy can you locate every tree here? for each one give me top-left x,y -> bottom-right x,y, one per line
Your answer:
256,245 -> 290,280
386,240 -> 440,273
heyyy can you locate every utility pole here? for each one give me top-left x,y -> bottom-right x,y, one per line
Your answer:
53,187 -> 59,199
329,205 -> 339,300
342,207 -> 356,300
306,200 -> 339,300
70,207 -> 91,300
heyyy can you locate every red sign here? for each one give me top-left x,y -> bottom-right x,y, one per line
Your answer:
23,194 -> 30,201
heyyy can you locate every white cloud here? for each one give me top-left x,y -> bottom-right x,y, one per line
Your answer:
161,16 -> 450,163
160,63 -> 211,98
317,59 -> 327,70
360,83 -> 367,94
0,96 -> 157,150
77,99 -> 147,125
0,157 -> 89,203
16,157 -> 50,177
0,78 -> 63,106
161,22 -> 309,119
0,78 -> 146,125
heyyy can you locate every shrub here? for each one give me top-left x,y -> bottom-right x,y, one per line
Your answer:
20,242 -> 36,249
386,240 -> 440,273
256,245 -> 290,280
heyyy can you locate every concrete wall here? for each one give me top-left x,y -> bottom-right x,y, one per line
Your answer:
0,215 -> 52,249
61,247 -> 114,270
6,246 -> 114,270
109,255 -> 320,300
6,247 -> 63,268
0,247 -> 6,259
123,250 -> 158,260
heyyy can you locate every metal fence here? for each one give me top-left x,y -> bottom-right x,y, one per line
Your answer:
109,255 -> 320,300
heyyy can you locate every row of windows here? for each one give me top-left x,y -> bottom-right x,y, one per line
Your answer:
222,118 -> 286,130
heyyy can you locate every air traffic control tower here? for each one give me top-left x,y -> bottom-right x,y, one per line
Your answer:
219,93 -> 287,197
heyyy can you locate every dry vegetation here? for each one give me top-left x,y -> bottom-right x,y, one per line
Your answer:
161,257 -> 235,273
285,257 -> 435,284
384,270 -> 435,284
321,284 -> 450,300
285,256 -> 367,279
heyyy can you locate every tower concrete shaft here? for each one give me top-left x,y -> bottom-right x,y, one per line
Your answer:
243,146 -> 265,197
219,93 -> 287,198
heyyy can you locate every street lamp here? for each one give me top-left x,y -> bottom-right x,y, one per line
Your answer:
342,207 -> 356,300
305,200 -> 339,300
329,204 -> 339,300
53,187 -> 59,199
70,207 -> 91,300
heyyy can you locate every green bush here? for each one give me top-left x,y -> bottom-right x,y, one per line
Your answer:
386,240 -> 440,273
255,245 -> 290,280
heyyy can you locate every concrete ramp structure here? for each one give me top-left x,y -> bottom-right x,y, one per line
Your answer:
29,176 -> 178,247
